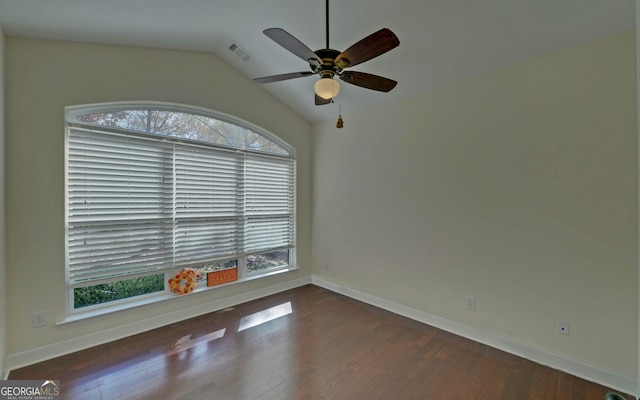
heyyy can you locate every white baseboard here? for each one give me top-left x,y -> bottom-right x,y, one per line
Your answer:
312,276 -> 638,398
7,276 -> 312,373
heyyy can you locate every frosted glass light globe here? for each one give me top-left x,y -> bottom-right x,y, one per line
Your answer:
314,77 -> 340,99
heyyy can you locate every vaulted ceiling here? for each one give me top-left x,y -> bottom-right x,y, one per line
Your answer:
0,0 -> 635,123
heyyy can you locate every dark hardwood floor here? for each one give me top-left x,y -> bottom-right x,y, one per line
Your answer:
9,285 -> 633,399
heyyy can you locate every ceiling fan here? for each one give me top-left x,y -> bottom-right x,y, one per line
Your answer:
253,0 -> 400,105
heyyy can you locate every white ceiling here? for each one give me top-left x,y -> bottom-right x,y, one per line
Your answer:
0,0 -> 635,123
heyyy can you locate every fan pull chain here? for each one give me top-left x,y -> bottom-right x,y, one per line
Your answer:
336,104 -> 344,129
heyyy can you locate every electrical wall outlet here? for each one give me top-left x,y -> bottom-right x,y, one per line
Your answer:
466,296 -> 476,311
32,311 -> 47,327
557,319 -> 569,335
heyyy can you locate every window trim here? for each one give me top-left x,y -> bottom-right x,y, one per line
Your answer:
64,101 -> 297,316
60,265 -> 299,326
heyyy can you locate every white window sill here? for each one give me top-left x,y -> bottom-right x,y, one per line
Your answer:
57,266 -> 299,328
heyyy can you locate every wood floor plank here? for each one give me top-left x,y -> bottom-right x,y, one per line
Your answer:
8,285 -> 633,400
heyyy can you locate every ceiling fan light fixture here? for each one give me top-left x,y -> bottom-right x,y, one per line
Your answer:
314,77 -> 340,99
254,0 -> 400,106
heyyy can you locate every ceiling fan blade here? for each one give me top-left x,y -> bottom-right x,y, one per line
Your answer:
334,28 -> 400,69
254,71 -> 315,84
340,71 -> 397,92
315,94 -> 332,106
263,28 -> 322,63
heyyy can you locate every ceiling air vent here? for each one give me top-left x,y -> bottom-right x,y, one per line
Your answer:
228,41 -> 252,62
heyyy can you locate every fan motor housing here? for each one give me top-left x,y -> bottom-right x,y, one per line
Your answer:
311,49 -> 346,75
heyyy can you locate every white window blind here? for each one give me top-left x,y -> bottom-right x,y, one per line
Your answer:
244,154 -> 296,254
67,122 -> 295,287
173,145 -> 244,267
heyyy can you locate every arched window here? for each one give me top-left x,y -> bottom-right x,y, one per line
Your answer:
65,102 -> 296,311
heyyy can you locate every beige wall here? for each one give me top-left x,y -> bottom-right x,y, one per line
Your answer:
4,38 -> 312,357
312,31 -> 638,379
636,2 -> 640,393
0,25 -> 7,378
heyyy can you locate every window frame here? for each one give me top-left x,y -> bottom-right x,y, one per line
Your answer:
64,101 -> 297,316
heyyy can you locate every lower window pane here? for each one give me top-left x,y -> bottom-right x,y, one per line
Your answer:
74,274 -> 165,309
247,250 -> 289,273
